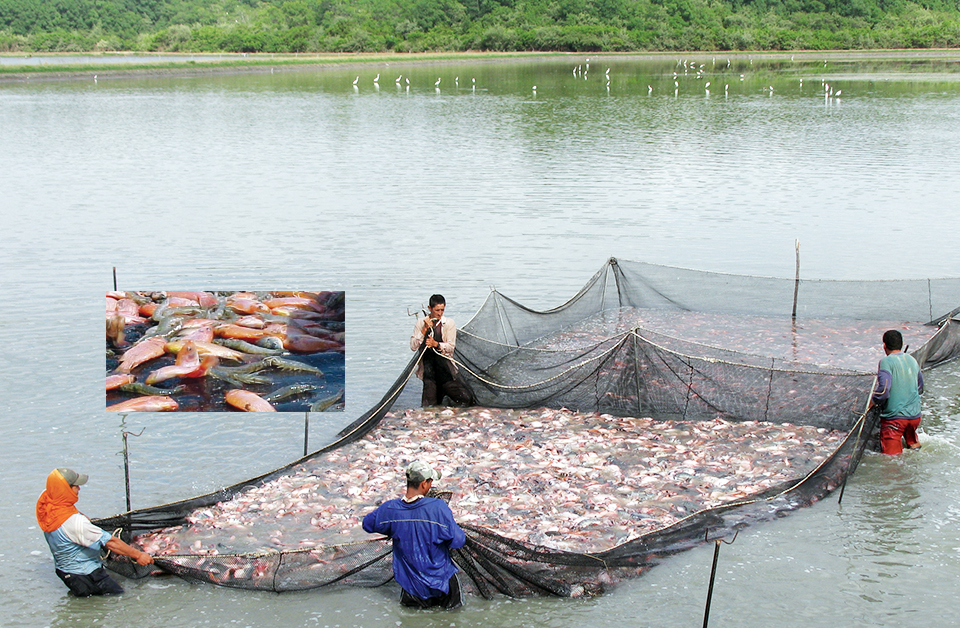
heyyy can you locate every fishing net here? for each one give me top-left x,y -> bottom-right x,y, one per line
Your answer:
96,258 -> 960,597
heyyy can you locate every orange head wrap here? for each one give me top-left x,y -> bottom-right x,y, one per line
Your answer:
36,469 -> 80,533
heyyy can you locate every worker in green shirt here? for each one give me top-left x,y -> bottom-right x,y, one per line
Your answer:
871,330 -> 924,454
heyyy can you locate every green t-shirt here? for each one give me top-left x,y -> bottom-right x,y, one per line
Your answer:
877,353 -> 922,419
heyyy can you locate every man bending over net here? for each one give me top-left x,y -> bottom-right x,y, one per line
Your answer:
362,461 -> 466,609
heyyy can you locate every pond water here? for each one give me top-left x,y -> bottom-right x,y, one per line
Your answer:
1,52 -> 959,628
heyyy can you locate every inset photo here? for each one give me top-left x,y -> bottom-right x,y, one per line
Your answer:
106,290 -> 345,412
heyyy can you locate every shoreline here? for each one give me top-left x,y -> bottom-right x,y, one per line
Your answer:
3,49 -> 960,83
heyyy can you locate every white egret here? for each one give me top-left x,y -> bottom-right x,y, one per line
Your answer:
435,77 -> 441,86
353,76 -> 359,85
373,73 -> 379,83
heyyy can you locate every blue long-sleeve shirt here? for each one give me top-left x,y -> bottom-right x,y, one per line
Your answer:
362,497 -> 465,600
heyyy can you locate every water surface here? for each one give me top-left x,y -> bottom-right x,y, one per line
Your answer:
2,53 -> 959,628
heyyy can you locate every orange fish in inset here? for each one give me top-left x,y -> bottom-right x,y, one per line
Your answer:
106,374 -> 135,390
225,389 -> 276,412
167,291 -> 218,308
145,355 -> 218,385
165,340 -> 244,362
263,296 -> 314,310
234,316 -> 267,330
215,324 -> 277,341
175,324 -> 215,343
107,395 -> 179,412
283,335 -> 344,353
138,302 -> 159,317
116,337 -> 167,373
226,296 -> 268,315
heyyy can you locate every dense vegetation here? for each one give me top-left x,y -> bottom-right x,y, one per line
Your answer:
1,0 -> 959,53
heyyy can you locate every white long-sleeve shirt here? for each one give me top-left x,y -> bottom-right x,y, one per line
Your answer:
411,315 -> 457,378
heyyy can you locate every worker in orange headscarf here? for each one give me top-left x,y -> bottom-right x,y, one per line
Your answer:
36,468 -> 153,596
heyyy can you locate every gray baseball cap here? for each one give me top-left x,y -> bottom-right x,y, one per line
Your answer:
406,461 -> 441,484
57,468 -> 88,486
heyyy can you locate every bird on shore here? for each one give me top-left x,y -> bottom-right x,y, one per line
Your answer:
435,77 -> 441,87
373,73 -> 379,83
352,76 -> 359,85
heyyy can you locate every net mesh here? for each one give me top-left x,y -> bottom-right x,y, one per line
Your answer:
96,258 -> 960,597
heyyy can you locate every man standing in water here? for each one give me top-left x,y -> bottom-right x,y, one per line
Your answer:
37,468 -> 154,596
362,461 -> 466,609
871,330 -> 924,454
411,294 -> 474,406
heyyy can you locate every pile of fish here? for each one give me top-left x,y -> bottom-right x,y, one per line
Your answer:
106,290 -> 345,412
132,406 -> 846,560
506,307 -> 934,372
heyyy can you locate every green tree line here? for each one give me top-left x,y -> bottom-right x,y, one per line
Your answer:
2,0 -> 960,52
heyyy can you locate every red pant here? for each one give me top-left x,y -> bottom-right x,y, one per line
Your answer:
880,417 -> 921,455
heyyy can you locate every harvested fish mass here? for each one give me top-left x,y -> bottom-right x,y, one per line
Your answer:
106,291 -> 345,412
133,406 -> 846,559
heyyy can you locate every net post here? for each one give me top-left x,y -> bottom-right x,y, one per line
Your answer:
122,428 -> 131,513
792,240 -> 800,319
304,412 -> 309,457
702,538 -> 722,628
112,266 -> 118,292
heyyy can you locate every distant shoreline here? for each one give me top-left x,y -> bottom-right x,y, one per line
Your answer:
2,49 -> 959,83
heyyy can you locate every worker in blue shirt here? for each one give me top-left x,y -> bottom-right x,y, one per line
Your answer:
362,461 -> 466,609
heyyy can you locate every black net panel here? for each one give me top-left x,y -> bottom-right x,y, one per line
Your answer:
96,259 -> 960,596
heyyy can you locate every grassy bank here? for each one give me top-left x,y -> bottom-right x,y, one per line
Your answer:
2,0 -> 960,55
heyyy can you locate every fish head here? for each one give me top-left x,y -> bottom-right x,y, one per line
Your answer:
176,340 -> 201,367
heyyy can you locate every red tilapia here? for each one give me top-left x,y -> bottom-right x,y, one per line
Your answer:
116,337 -> 167,374
107,395 -> 179,412
225,389 -> 276,412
